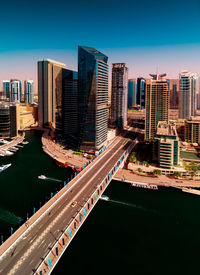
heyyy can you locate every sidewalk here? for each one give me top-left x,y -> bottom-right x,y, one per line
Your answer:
114,168 -> 200,188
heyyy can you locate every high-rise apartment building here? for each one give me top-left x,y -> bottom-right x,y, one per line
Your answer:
169,79 -> 179,109
184,116 -> 200,144
145,74 -> 169,140
179,71 -> 198,119
24,80 -> 34,104
78,46 -> 108,151
128,79 -> 137,108
38,59 -> 66,131
137,77 -> 146,109
62,69 -> 78,139
3,80 -> 10,99
10,79 -> 22,103
111,63 -> 128,128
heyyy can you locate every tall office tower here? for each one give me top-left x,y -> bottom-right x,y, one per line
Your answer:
10,79 -> 22,103
62,69 -> 78,139
179,71 -> 198,119
24,80 -> 34,104
78,46 -> 108,151
38,59 -> 66,131
169,79 -> 179,109
111,63 -> 128,128
136,77 -> 146,109
145,74 -> 169,140
3,80 -> 10,99
128,79 -> 137,108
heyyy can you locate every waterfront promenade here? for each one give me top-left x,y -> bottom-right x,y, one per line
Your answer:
114,168 -> 200,188
41,129 -> 89,170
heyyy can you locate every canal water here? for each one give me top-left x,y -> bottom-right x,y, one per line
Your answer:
1,131 -> 200,274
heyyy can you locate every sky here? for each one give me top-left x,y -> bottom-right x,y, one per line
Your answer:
1,0 -> 200,91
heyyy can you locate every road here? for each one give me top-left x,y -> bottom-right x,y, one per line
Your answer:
0,136 -> 132,275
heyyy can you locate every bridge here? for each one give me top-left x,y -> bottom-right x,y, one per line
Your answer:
0,136 -> 136,275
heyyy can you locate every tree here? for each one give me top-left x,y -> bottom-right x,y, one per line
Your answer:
153,169 -> 161,176
173,171 -> 181,178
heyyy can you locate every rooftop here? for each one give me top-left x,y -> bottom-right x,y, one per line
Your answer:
156,121 -> 177,137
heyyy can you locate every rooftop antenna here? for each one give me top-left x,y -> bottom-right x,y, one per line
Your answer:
156,65 -> 158,80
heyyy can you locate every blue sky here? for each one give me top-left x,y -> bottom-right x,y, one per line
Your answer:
1,0 -> 200,90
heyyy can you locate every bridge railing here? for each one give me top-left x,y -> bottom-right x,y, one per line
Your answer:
35,141 -> 135,275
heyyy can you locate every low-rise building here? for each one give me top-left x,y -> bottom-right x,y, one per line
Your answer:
153,121 -> 180,169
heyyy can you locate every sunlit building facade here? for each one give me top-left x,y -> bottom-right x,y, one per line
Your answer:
128,79 -> 137,108
145,74 -> 169,140
38,59 -> 66,131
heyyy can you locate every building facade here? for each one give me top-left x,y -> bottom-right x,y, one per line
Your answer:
38,59 -> 66,131
10,79 -> 22,103
169,79 -> 179,109
111,63 -> 128,128
145,74 -> 169,140
3,80 -> 10,99
24,80 -> 34,104
136,77 -> 146,108
62,69 -> 78,140
179,71 -> 198,119
128,79 -> 137,108
184,116 -> 200,144
153,121 -> 180,169
78,46 -> 108,151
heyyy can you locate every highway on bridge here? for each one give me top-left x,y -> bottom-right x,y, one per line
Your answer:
0,136 -> 133,275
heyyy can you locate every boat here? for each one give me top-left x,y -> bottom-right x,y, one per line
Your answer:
100,195 -> 110,201
38,175 -> 47,180
2,150 -> 13,156
22,141 -> 29,145
0,164 -> 11,173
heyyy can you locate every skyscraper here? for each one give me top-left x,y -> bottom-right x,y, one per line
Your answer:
2,80 -> 10,99
10,79 -> 22,103
145,74 -> 169,140
128,79 -> 137,108
179,71 -> 198,119
136,77 -> 146,109
38,59 -> 66,131
169,79 -> 179,109
24,80 -> 34,104
111,63 -> 128,128
78,46 -> 108,151
62,69 -> 78,139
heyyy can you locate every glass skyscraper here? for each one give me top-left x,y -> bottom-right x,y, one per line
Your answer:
179,71 -> 198,119
111,63 -> 128,128
24,80 -> 34,104
128,79 -> 137,108
62,69 -> 78,140
137,77 -> 146,109
78,46 -> 108,151
10,79 -> 22,103
3,80 -> 10,99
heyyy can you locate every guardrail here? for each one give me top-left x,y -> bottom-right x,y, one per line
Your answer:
35,141 -> 135,275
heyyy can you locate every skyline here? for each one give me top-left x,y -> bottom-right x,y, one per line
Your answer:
1,0 -> 200,90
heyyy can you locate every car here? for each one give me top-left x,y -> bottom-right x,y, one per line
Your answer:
71,201 -> 77,207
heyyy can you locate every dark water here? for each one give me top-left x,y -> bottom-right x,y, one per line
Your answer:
0,130 -> 72,240
1,131 -> 200,274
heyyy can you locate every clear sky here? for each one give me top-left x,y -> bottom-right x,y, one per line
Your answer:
1,0 -> 200,91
